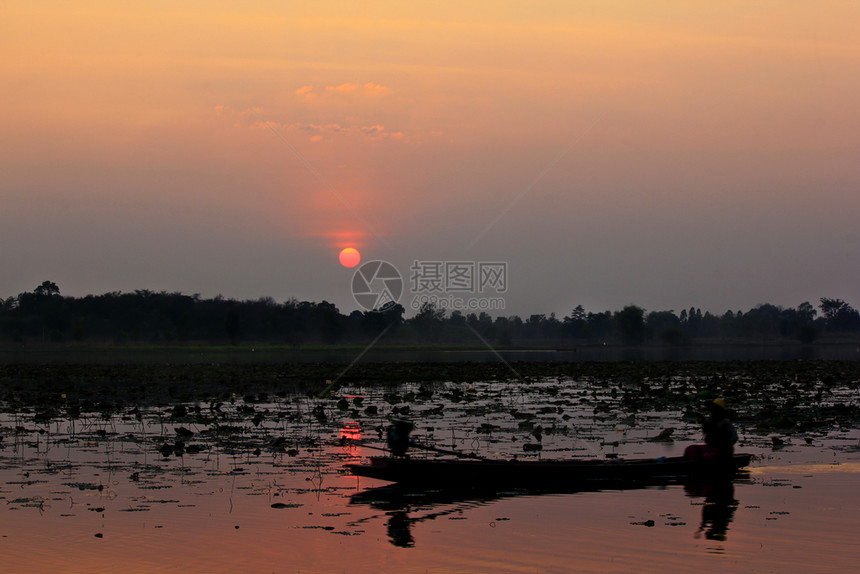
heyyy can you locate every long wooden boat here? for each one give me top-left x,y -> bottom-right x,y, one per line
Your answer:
347,453 -> 752,487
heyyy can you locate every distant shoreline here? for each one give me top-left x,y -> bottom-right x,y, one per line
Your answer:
1,339 -> 859,365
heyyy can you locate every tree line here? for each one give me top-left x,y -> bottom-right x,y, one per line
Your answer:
1,281 -> 858,347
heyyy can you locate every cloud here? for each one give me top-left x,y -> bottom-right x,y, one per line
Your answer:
326,83 -> 360,94
361,82 -> 391,96
214,106 -> 409,142
360,125 -> 385,136
213,105 -> 263,117
359,125 -> 406,141
323,82 -> 391,97
295,85 -> 316,102
294,82 -> 388,103
250,119 -> 281,130
213,105 -> 269,128
300,123 -> 347,134
292,122 -> 404,142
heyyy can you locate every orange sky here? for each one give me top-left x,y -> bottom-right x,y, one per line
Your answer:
1,1 -> 858,314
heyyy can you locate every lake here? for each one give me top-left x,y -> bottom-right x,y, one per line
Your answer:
1,372 -> 859,572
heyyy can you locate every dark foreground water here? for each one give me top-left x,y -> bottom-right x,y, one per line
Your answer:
2,376 -> 859,573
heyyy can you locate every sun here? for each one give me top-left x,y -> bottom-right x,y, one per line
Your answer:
339,247 -> 361,268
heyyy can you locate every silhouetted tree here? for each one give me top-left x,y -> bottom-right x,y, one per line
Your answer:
797,301 -> 816,323
2,285 -> 857,346
614,305 -> 646,345
564,305 -> 587,339
584,311 -> 612,341
741,304 -> 782,340
410,302 -> 446,341
819,298 -> 860,332
361,304 -> 404,338
226,309 -> 240,345
646,310 -> 682,344
34,280 -> 60,297
449,310 -> 466,326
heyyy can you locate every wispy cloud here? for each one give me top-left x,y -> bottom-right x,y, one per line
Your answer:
215,105 -> 407,142
323,82 -> 391,96
295,85 -> 316,101
213,105 -> 269,128
359,124 -> 405,141
300,123 -> 347,134
302,122 -> 405,142
326,83 -> 359,94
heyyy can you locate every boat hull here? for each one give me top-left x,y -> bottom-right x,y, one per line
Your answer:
347,454 -> 752,487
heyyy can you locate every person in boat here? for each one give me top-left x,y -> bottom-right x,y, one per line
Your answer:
386,419 -> 414,457
684,398 -> 738,463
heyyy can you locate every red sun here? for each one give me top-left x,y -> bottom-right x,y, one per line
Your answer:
339,247 -> 361,268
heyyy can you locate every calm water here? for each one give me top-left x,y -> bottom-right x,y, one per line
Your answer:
3,343 -> 859,365
1,378 -> 859,573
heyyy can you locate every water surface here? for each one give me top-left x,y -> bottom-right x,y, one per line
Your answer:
2,376 -> 858,572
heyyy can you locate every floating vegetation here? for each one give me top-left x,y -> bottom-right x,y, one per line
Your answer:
64,483 -> 103,491
270,502 -> 302,509
1,359 -> 859,568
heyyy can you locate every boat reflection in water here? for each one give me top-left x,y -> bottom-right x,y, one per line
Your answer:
350,483 -> 521,548
688,480 -> 739,541
351,473 -> 749,548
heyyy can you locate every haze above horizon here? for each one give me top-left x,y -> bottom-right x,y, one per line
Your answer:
2,1 -> 858,317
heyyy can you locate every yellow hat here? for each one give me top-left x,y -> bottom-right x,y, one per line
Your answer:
712,398 -> 727,409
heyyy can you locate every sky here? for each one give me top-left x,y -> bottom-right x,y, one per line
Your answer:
2,1 -> 858,318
